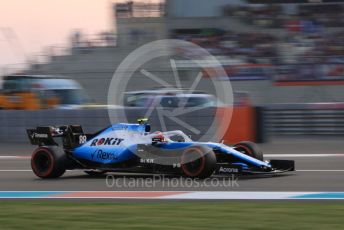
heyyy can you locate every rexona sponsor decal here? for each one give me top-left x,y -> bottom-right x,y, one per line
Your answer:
91,149 -> 118,161
90,138 -> 124,146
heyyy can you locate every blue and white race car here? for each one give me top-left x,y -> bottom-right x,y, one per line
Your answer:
27,119 -> 294,179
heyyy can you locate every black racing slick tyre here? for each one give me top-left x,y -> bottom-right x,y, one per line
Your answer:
31,146 -> 67,179
181,146 -> 216,179
234,141 -> 264,161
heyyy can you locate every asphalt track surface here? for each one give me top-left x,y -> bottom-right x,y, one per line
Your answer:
1,137 -> 344,192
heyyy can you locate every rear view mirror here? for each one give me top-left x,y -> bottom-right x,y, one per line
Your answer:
145,124 -> 151,132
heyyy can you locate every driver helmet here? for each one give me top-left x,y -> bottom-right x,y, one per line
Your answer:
152,131 -> 166,143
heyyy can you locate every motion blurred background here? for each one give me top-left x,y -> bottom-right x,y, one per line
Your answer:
1,0 -> 344,144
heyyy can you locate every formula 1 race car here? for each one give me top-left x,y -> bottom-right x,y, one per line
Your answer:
27,119 -> 294,179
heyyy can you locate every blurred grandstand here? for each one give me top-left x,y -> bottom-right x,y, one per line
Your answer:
3,0 -> 339,104
1,0 -> 344,140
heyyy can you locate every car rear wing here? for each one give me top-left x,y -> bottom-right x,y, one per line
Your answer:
27,127 -> 57,146
27,125 -> 85,148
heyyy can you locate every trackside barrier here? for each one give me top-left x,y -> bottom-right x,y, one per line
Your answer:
218,106 -> 265,144
4,104 -> 341,143
0,108 -> 216,143
0,107 -> 264,144
265,103 -> 344,136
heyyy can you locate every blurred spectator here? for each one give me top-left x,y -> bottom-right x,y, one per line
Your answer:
228,3 -> 344,29
174,2 -> 344,82
174,29 -> 278,65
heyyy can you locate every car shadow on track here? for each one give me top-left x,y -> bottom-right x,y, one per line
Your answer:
35,172 -> 295,181
235,173 -> 294,180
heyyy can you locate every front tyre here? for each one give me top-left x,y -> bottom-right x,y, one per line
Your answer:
31,146 -> 67,178
181,147 -> 216,179
234,141 -> 264,161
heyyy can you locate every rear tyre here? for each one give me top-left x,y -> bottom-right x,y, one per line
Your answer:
31,146 -> 67,178
234,141 -> 263,161
181,146 -> 216,179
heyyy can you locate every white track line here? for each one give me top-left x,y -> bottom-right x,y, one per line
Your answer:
0,169 -> 85,172
163,192 -> 344,200
1,191 -> 344,199
0,156 -> 30,159
265,153 -> 344,158
0,170 -> 32,172
297,170 -> 344,172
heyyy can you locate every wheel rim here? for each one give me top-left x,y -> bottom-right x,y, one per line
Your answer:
32,149 -> 54,177
181,148 -> 205,177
